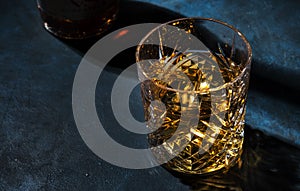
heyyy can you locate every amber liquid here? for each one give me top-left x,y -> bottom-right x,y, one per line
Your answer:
37,1 -> 119,39
140,51 -> 250,174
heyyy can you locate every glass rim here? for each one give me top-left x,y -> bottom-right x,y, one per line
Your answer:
136,17 -> 252,94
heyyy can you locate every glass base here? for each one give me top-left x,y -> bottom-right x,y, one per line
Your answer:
39,7 -> 118,39
162,148 -> 243,175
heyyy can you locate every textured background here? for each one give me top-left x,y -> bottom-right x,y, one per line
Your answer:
0,0 -> 299,190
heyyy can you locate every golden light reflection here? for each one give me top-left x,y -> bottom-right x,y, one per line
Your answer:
114,29 -> 129,39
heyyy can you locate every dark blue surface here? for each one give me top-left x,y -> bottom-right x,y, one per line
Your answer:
0,0 -> 299,190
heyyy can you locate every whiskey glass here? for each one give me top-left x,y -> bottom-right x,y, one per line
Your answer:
136,18 -> 252,174
37,0 -> 119,39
